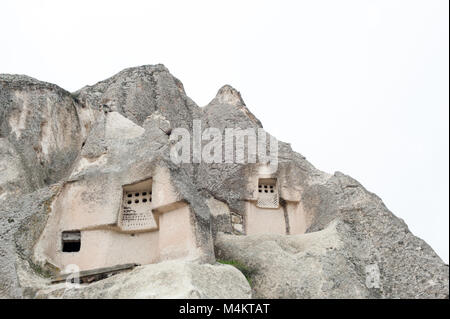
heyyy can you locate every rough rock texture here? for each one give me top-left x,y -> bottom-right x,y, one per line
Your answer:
74,64 -> 199,129
0,64 -> 448,299
0,185 -> 59,298
31,108 -> 215,272
215,173 -> 449,299
0,75 -> 86,197
216,221 -> 372,298
35,261 -> 251,299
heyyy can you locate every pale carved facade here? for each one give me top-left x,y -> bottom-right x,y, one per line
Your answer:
35,163 -> 311,274
34,167 -> 201,273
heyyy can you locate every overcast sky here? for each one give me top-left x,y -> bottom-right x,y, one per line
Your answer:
1,0 -> 448,262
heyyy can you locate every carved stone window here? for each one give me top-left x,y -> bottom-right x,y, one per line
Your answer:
118,179 -> 157,231
62,231 -> 81,252
257,178 -> 279,208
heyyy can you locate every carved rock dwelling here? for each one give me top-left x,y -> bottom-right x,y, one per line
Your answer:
0,65 -> 448,299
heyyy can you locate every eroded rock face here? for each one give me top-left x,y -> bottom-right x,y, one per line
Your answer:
0,65 -> 448,299
0,75 -> 88,197
35,261 -> 252,299
74,64 -> 199,129
216,221 -> 373,298
215,173 -> 449,299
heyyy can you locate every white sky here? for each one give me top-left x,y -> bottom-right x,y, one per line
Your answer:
1,0 -> 448,262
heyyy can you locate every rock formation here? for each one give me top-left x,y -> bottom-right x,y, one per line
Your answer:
0,65 -> 448,299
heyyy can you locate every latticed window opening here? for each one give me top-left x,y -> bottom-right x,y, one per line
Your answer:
257,178 -> 279,208
119,179 -> 156,231
124,190 -> 152,205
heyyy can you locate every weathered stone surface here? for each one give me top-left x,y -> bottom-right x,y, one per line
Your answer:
0,64 -> 447,299
74,64 -> 199,129
0,185 -> 59,298
35,261 -> 251,299
216,221 -> 372,298
143,110 -> 172,135
215,173 -> 449,299
0,75 -> 87,197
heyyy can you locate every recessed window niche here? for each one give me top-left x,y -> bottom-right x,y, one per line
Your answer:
62,230 -> 81,252
257,178 -> 279,209
118,179 -> 156,232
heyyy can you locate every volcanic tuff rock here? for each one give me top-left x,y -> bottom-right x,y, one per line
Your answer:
0,75 -> 85,196
35,261 -> 252,299
215,173 -> 449,298
0,65 -> 448,299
